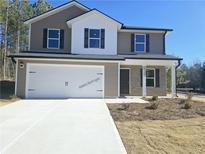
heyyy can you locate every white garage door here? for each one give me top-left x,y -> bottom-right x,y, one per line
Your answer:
26,64 -> 104,99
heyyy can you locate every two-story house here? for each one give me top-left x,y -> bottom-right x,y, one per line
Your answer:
9,0 -> 182,99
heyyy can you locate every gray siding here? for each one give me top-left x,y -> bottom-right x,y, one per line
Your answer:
117,32 -> 164,55
30,6 -> 86,53
120,65 -> 166,96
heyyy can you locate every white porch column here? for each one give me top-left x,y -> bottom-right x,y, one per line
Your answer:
171,64 -> 176,97
118,62 -> 120,97
142,65 -> 147,97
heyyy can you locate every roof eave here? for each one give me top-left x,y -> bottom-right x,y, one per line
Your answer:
24,1 -> 90,25
66,9 -> 122,29
121,26 -> 173,32
124,57 -> 182,61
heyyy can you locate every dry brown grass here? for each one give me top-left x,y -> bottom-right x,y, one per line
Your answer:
116,118 -> 205,154
0,96 -> 20,107
108,98 -> 205,154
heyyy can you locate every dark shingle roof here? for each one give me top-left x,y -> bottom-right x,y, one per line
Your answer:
121,26 -> 173,32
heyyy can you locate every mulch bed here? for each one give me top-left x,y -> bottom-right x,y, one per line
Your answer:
107,98 -> 205,121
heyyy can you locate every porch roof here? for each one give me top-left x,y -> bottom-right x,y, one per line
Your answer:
8,52 -> 182,61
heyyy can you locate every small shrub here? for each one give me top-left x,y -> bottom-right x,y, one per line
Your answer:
8,95 -> 19,100
187,92 -> 193,101
146,102 -> 159,110
179,99 -> 186,104
183,101 -> 192,109
117,104 -> 129,111
181,93 -> 193,109
151,96 -> 158,101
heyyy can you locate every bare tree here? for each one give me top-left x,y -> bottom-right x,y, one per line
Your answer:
3,6 -> 8,80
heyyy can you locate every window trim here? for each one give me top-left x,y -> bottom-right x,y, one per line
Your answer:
146,68 -> 155,88
47,28 -> 60,49
134,33 -> 146,53
88,29 -> 101,48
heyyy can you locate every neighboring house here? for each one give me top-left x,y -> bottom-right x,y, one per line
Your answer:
9,0 -> 182,99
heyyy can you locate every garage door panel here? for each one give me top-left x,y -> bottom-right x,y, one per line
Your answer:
27,66 -> 67,99
26,64 -> 104,99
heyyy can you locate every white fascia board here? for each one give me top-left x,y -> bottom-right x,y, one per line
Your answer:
121,59 -> 179,66
24,1 -> 90,25
119,29 -> 166,34
67,10 -> 122,29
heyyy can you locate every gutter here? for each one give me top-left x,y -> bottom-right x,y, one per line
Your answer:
163,31 -> 167,55
11,57 -> 16,64
6,54 -> 16,64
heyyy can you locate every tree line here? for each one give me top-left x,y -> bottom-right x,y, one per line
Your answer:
0,0 -> 52,80
176,62 -> 205,92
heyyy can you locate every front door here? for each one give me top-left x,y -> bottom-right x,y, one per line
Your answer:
120,69 -> 130,95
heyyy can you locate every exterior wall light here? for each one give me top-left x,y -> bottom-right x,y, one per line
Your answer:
19,62 -> 24,69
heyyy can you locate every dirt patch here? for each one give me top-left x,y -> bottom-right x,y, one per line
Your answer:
0,97 -> 20,107
108,99 -> 205,154
116,118 -> 205,154
108,98 -> 205,121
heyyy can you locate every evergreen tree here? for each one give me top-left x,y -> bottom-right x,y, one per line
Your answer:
0,0 -> 53,80
32,0 -> 53,16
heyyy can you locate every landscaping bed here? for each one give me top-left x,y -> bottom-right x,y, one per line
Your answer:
108,98 -> 205,121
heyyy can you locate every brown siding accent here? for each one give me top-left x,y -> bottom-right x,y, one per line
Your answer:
120,65 -> 166,96
16,60 -> 119,98
30,6 -> 86,53
16,61 -> 27,98
117,32 -> 164,54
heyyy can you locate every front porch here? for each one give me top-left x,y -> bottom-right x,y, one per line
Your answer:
118,58 -> 180,98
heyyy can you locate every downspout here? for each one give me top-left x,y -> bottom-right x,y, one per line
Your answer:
175,59 -> 182,97
163,31 -> 167,55
11,57 -> 16,64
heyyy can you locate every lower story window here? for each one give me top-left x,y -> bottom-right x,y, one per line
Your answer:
146,69 -> 155,87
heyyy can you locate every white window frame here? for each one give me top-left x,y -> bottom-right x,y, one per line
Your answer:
134,34 -> 146,53
146,68 -> 155,87
47,28 -> 60,49
88,29 -> 101,48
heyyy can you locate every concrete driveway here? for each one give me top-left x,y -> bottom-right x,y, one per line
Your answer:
0,99 -> 127,154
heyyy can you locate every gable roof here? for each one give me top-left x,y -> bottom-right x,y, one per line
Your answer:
24,0 -> 173,33
24,0 -> 90,24
66,9 -> 123,28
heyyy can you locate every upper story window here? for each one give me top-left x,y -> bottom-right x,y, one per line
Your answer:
135,34 -> 146,53
47,29 -> 60,49
84,28 -> 105,49
146,69 -> 155,87
89,29 -> 101,48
